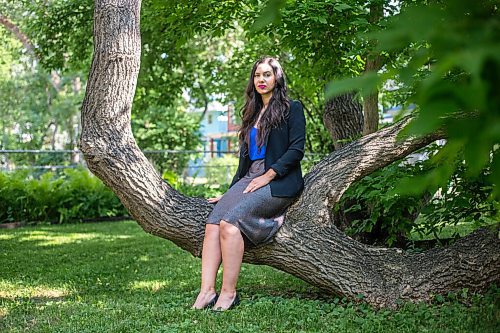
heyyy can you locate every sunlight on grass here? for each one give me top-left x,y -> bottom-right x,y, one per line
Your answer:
137,255 -> 150,262
129,280 -> 170,293
0,307 -> 7,317
0,281 -> 71,301
101,234 -> 133,241
17,231 -> 100,246
0,221 -> 497,333
410,218 -> 498,241
8,230 -> 133,246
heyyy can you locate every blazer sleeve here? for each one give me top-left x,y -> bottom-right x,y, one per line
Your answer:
229,144 -> 246,188
229,166 -> 240,188
269,101 -> 306,178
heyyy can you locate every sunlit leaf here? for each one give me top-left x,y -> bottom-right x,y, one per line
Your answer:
324,72 -> 381,99
250,0 -> 287,32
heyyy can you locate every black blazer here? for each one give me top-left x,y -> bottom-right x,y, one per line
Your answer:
230,100 -> 306,197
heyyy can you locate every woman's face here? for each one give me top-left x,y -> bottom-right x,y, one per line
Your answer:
253,62 -> 276,97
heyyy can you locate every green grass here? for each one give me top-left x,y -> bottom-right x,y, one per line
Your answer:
0,221 -> 498,332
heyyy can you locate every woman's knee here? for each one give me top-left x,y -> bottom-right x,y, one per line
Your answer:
219,220 -> 240,239
205,224 -> 220,239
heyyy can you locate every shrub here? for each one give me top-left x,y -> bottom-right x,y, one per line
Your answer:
335,146 -> 499,247
0,167 -> 127,224
204,155 -> 238,185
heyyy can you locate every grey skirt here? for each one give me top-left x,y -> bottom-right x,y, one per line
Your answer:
206,159 -> 294,245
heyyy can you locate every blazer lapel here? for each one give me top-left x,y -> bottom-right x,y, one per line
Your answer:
265,129 -> 271,147
240,142 -> 249,157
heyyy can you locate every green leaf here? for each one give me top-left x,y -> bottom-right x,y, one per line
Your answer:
250,0 -> 287,32
325,72 -> 381,99
334,4 -> 352,12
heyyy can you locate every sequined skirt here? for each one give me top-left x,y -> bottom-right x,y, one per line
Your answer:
206,159 -> 294,245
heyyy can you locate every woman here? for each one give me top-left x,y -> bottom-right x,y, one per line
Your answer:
192,56 -> 306,311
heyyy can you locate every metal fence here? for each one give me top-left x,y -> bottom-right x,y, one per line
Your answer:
0,149 -> 326,184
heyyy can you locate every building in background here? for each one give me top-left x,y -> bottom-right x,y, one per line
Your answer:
185,103 -> 239,181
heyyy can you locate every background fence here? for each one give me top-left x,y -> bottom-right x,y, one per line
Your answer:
0,149 -> 325,185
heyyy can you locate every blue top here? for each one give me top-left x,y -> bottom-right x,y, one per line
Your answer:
249,127 -> 266,160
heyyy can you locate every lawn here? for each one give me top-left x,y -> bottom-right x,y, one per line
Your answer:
0,221 -> 498,332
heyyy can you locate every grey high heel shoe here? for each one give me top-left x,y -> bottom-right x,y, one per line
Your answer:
192,293 -> 219,310
212,292 -> 240,312
202,293 -> 219,310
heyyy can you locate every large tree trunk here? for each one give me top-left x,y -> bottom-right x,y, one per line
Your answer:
362,2 -> 384,135
323,92 -> 363,150
80,0 -> 500,308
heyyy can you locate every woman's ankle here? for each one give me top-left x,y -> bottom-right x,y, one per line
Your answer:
199,287 -> 216,295
219,288 -> 237,297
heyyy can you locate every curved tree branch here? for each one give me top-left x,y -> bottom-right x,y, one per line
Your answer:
298,117 -> 445,221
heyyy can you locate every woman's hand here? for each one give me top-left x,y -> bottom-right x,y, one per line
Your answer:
243,169 -> 277,193
207,196 -> 222,204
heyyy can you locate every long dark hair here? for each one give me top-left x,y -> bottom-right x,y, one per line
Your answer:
239,56 -> 290,148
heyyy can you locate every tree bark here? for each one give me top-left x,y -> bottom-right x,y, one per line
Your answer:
323,92 -> 363,149
80,0 -> 500,308
197,84 -> 210,123
362,2 -> 384,135
323,93 -> 367,241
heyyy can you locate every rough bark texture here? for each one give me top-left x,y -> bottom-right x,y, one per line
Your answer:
80,0 -> 500,308
323,93 -> 363,149
362,3 -> 384,135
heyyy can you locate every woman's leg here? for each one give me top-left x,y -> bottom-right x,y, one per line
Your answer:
213,220 -> 244,309
192,224 -> 222,309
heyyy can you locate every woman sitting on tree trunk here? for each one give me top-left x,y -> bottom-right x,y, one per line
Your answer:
192,56 -> 306,311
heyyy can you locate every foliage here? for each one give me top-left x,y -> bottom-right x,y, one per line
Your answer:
0,221 -> 498,332
161,169 -> 229,198
4,0 -> 399,157
0,165 -> 233,225
10,0 -> 95,72
0,168 -> 127,224
301,152 -> 328,174
327,0 -> 500,199
2,0 -> 498,250
417,162 -> 499,239
0,5 -> 85,154
0,56 -> 64,151
336,159 -> 430,247
336,145 -> 499,247
175,182 -> 229,199
8,0 -> 380,156
0,1 -> 203,159
133,102 -> 202,173
204,154 -> 239,185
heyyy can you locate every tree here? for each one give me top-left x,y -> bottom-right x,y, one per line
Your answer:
327,0 -> 500,200
0,0 -> 204,170
0,9 -> 83,157
80,0 -> 499,308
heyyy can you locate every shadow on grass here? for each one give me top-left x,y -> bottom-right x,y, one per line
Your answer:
1,222 -> 498,332
0,221 -> 316,302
